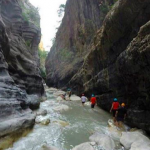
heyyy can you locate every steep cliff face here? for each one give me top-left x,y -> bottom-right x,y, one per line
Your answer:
0,0 -> 44,139
46,0 -> 150,132
46,0 -> 115,88
70,0 -> 150,132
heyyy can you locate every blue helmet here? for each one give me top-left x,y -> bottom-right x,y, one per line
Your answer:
114,98 -> 118,101
92,94 -> 95,97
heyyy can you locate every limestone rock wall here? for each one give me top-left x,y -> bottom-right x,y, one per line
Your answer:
46,0 -> 150,133
0,0 -> 44,138
70,0 -> 150,133
46,0 -> 112,88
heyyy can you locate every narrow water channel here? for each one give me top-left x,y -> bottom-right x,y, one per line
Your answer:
6,88 -> 123,150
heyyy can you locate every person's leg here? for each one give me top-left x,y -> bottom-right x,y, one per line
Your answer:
115,121 -> 119,127
112,110 -> 116,123
91,104 -> 94,109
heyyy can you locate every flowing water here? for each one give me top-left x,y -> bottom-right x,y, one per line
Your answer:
6,89 -> 123,150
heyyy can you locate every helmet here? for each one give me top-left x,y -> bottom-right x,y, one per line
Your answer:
67,88 -> 71,91
121,103 -> 125,107
92,94 -> 94,97
82,94 -> 84,96
114,98 -> 118,101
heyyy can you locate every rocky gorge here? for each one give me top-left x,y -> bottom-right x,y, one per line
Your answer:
0,0 -> 44,147
46,0 -> 150,133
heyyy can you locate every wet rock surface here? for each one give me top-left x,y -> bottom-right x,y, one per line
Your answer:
0,0 -> 44,139
72,142 -> 95,150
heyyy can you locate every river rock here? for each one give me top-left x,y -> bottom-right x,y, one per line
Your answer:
36,110 -> 47,116
56,96 -> 64,101
120,132 -> 150,149
130,140 -> 150,150
70,95 -> 81,101
72,142 -> 94,150
39,144 -> 60,150
53,91 -> 66,97
53,120 -> 69,127
89,132 -> 115,150
107,119 -> 122,140
35,116 -> 50,125
46,88 -> 58,93
53,104 -> 70,112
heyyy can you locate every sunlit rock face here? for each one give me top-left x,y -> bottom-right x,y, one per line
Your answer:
46,0 -> 150,133
45,0 -> 113,88
0,0 -> 44,138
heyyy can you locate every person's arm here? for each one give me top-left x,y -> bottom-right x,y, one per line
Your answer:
124,114 -> 126,120
110,104 -> 113,112
86,97 -> 88,102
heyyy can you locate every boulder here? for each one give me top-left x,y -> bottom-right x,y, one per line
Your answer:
39,144 -> 60,150
89,132 -> 115,150
53,120 -> 69,127
53,91 -> 66,97
70,95 -> 81,101
107,119 -> 122,140
56,96 -> 64,101
36,110 -> 47,116
120,132 -> 150,149
130,140 -> 150,150
35,116 -> 50,125
72,142 -> 94,150
53,104 -> 70,112
46,88 -> 58,93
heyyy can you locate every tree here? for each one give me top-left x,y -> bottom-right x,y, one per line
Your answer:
57,4 -> 65,18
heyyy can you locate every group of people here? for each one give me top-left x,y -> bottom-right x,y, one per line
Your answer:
110,98 -> 127,128
81,94 -> 127,129
81,94 -> 97,108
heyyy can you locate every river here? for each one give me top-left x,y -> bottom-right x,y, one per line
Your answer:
6,88 -> 125,150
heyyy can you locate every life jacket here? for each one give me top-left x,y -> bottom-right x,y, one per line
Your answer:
91,97 -> 96,104
112,102 -> 119,110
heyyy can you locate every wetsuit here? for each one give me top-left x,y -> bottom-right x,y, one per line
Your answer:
117,107 -> 127,122
91,97 -> 96,108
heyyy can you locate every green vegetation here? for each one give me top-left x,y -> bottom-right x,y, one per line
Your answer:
99,0 -> 119,22
57,4 -> 65,17
38,47 -> 48,80
19,0 -> 40,27
59,48 -> 73,61
25,40 -> 31,47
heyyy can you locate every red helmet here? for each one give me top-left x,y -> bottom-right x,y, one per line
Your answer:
82,94 -> 84,96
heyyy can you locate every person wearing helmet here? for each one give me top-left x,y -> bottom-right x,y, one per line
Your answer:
81,94 -> 87,106
110,98 -> 120,122
67,88 -> 72,100
90,94 -> 97,109
115,103 -> 127,128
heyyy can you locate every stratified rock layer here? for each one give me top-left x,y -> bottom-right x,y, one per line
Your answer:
46,0 -> 108,88
46,0 -> 150,133
0,0 -> 44,138
70,0 -> 150,133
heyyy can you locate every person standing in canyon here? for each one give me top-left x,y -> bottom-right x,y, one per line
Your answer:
81,94 -> 87,106
115,103 -> 127,129
90,94 -> 97,109
110,98 -> 120,123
